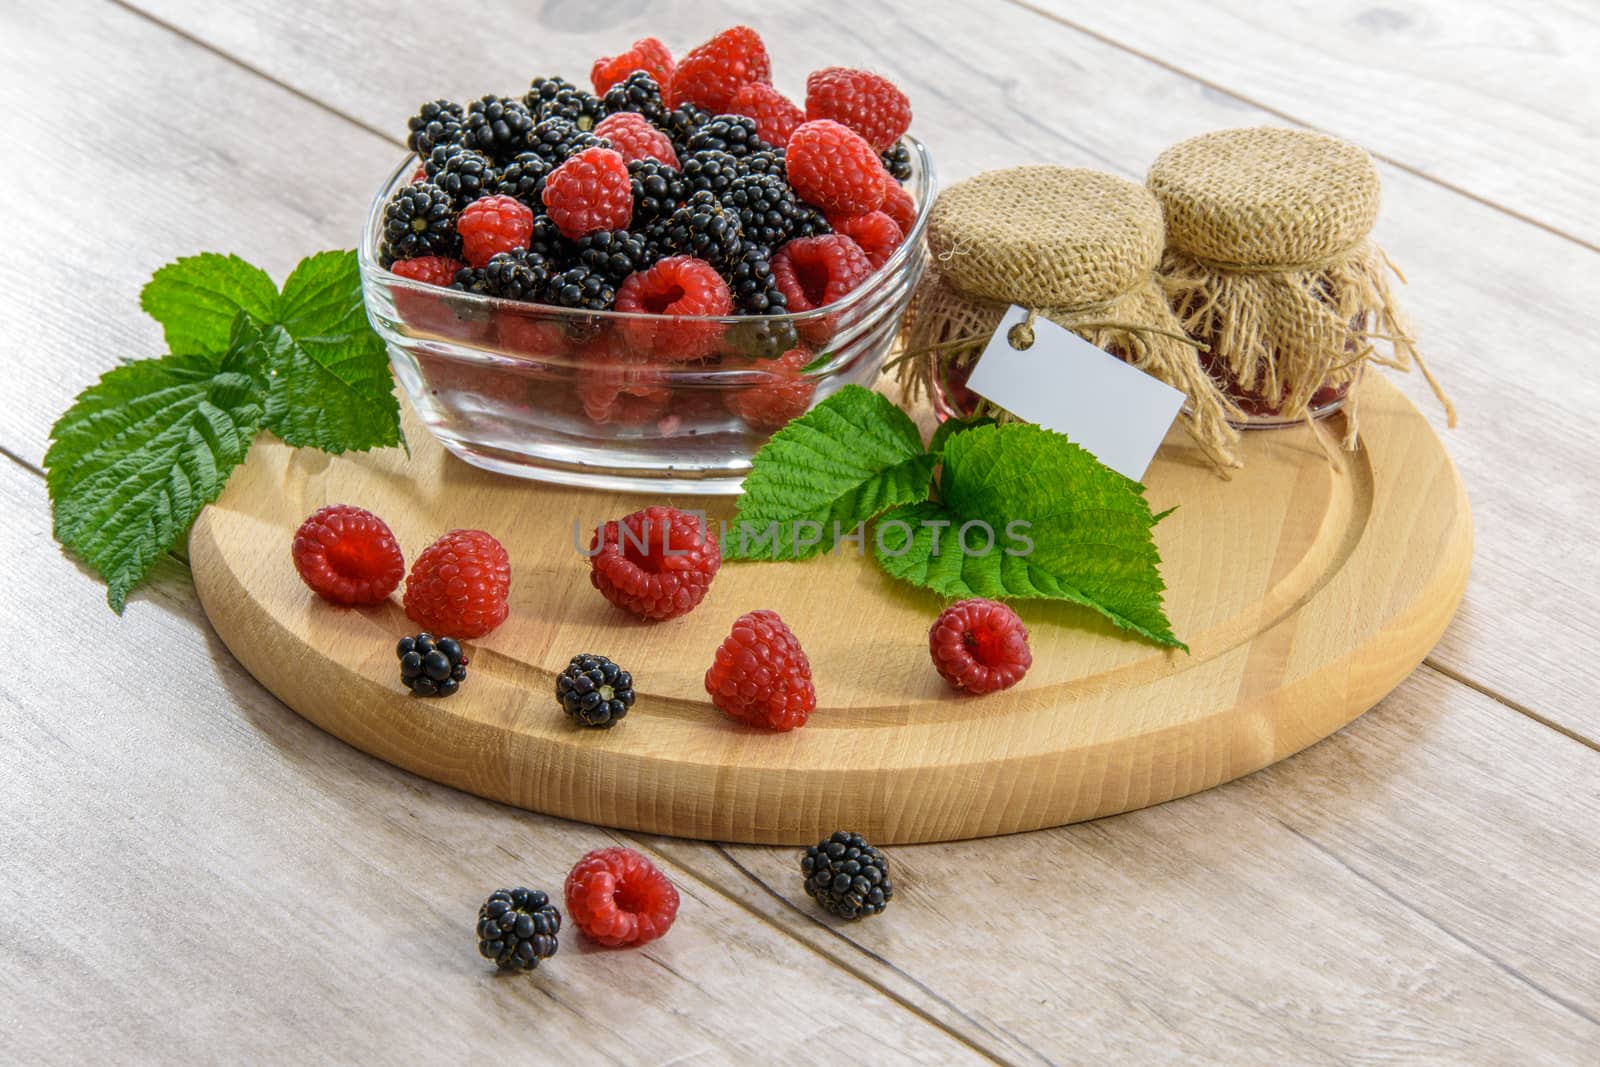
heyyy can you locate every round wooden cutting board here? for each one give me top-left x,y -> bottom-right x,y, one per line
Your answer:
190,374 -> 1470,844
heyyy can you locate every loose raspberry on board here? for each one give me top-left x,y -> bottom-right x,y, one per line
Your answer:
705,610 -> 816,731
291,504 -> 405,606
565,847 -> 680,947
589,505 -> 721,621
929,598 -> 1032,694
403,529 -> 512,639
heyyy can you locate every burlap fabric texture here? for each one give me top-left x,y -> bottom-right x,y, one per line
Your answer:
1148,126 -> 1455,448
897,166 -> 1242,472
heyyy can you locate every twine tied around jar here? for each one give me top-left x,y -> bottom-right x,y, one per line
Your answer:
894,166 -> 1244,472
1149,127 -> 1456,449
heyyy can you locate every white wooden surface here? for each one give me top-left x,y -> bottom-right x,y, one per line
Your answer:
4,1 -> 1597,1062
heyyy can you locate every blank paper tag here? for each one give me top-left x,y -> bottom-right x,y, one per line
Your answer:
966,306 -> 1185,481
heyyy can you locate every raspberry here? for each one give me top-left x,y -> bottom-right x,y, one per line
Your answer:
390,255 -> 465,288
476,887 -> 561,971
785,120 -> 886,217
589,37 -> 676,97
403,529 -> 511,639
880,182 -> 917,237
802,831 -> 893,920
397,632 -> 468,698
804,68 -> 913,153
705,610 -> 815,731
929,598 -> 1032,694
456,195 -> 534,268
541,146 -> 633,239
672,25 -> 771,114
723,345 -> 816,429
577,353 -> 671,425
616,256 -> 732,361
770,235 -> 874,312
729,83 -> 805,146
589,505 -> 721,621
827,210 -> 903,269
564,848 -> 679,948
291,504 -> 405,606
593,111 -> 679,168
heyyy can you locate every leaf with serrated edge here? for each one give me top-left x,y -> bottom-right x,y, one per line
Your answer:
140,253 -> 279,355
928,414 -> 997,456
727,385 -> 937,561
45,327 -> 267,611
874,423 -> 1185,650
263,250 -> 401,453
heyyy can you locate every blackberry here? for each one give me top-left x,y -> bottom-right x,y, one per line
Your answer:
380,182 -> 458,263
727,317 -> 802,361
406,99 -> 464,158
527,116 -> 608,169
480,249 -> 553,302
722,173 -> 800,248
425,144 -> 494,209
476,887 -> 560,972
601,71 -> 671,130
880,142 -> 913,182
527,213 -> 572,265
574,230 -> 655,284
492,151 -> 552,204
687,115 -> 771,158
724,244 -> 790,316
525,75 -> 603,131
793,202 -> 832,238
801,831 -> 893,920
662,191 -> 743,270
462,95 -> 535,163
739,148 -> 787,180
556,653 -> 635,728
544,265 -> 616,311
397,632 -> 468,697
663,102 -> 713,155
680,150 -> 740,198
628,158 -> 688,225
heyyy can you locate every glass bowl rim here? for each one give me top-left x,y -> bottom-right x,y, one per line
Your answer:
359,135 -> 937,325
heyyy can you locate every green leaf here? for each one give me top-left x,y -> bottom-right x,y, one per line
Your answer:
929,415 -> 997,456
726,385 -> 938,561
262,250 -> 401,453
45,329 -> 267,612
875,423 -> 1185,649
140,253 -> 279,355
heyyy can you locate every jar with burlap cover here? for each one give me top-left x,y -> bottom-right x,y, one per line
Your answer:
897,165 -> 1241,471
1148,126 -> 1454,446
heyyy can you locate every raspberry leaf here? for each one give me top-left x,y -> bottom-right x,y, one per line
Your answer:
45,319 -> 268,612
262,251 -> 403,453
726,384 -> 937,561
874,423 -> 1185,650
140,253 -> 279,355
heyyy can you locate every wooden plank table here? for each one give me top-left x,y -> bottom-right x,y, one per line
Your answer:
4,1 -> 1596,1061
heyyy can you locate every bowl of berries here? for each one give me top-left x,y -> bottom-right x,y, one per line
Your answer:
359,26 -> 934,494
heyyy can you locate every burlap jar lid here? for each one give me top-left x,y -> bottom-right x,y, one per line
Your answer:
928,166 -> 1164,307
1148,127 -> 1381,267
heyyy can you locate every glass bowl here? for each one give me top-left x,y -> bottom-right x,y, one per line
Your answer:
359,138 -> 936,494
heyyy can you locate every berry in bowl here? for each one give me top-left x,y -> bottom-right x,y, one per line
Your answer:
358,26 -> 935,494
